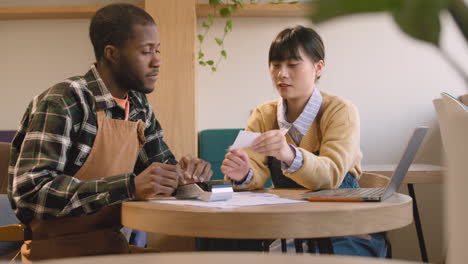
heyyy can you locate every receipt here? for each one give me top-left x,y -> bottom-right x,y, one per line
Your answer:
228,130 -> 260,151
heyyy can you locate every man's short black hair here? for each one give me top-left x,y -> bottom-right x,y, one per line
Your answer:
89,3 -> 156,61
269,25 -> 325,65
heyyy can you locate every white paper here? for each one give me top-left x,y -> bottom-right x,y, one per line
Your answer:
229,130 -> 260,151
151,192 -> 306,209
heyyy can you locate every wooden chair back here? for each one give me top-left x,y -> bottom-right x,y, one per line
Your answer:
0,143 -> 10,195
358,172 -> 390,188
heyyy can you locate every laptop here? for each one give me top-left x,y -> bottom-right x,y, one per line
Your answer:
303,126 -> 428,202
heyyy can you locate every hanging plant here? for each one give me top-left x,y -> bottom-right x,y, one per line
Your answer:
198,0 -> 300,72
198,0 -> 242,72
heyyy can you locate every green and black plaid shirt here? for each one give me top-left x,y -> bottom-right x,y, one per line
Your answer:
8,65 -> 176,223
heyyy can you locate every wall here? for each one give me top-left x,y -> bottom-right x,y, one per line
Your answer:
1,1 -> 468,262
0,18 -> 94,129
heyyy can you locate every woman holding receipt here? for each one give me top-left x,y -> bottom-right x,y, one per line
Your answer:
220,25 -> 387,257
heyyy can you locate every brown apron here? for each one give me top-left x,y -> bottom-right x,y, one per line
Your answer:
21,111 -> 145,262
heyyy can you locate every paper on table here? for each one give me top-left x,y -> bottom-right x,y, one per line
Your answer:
151,192 -> 306,209
229,130 -> 260,151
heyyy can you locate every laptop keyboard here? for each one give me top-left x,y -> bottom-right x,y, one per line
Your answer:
339,188 -> 385,197
307,188 -> 385,198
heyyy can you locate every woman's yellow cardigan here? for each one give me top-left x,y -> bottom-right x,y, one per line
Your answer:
228,91 -> 362,191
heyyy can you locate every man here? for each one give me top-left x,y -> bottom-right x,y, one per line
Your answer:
8,3 -> 211,262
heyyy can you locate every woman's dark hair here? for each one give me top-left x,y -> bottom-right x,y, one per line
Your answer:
269,25 -> 325,65
89,3 -> 156,61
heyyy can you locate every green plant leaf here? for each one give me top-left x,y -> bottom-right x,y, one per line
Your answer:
198,51 -> 205,59
209,0 -> 222,5
199,61 -> 206,66
208,14 -> 214,26
448,0 -> 468,42
202,21 -> 210,29
197,34 -> 204,42
211,67 -> 217,72
309,0 -> 445,46
226,20 -> 233,31
220,6 -> 236,17
391,0 -> 445,46
215,38 -> 224,45
221,50 -> 227,58
309,0 -> 401,24
207,60 -> 215,65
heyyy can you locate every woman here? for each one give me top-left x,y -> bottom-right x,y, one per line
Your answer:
220,25 -> 386,257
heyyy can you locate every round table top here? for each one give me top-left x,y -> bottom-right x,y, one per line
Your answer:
122,189 -> 413,239
40,252 -> 422,264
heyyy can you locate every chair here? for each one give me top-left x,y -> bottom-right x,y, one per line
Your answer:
433,93 -> 468,263
363,167 -> 429,261
0,143 -> 10,194
358,172 -> 392,258
198,129 -> 242,180
358,172 -> 390,188
198,129 -> 272,187
0,142 -> 26,259
0,131 -> 16,144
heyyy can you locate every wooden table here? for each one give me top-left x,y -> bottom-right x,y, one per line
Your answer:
39,252 -> 423,264
122,189 -> 413,239
363,163 -> 445,263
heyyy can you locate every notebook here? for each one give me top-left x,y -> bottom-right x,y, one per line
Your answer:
303,126 -> 428,202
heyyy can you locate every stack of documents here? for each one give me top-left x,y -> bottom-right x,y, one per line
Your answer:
153,192 -> 306,209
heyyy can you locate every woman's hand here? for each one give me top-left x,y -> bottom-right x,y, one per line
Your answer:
221,149 -> 250,182
251,129 -> 295,166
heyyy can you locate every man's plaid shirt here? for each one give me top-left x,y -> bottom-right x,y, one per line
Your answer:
8,65 -> 176,223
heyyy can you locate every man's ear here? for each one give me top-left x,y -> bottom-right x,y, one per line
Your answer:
103,45 -> 120,64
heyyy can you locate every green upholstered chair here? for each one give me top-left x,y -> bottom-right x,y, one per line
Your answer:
198,129 -> 272,187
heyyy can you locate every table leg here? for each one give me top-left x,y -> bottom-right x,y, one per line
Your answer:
294,239 -> 303,253
407,183 -> 429,262
281,239 -> 287,253
262,240 -> 273,252
306,239 -> 316,254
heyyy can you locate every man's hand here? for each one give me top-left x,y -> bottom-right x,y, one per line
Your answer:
251,129 -> 295,166
221,149 -> 250,182
134,162 -> 179,199
177,155 -> 213,184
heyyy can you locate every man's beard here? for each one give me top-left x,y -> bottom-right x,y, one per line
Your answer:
115,57 -> 152,94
